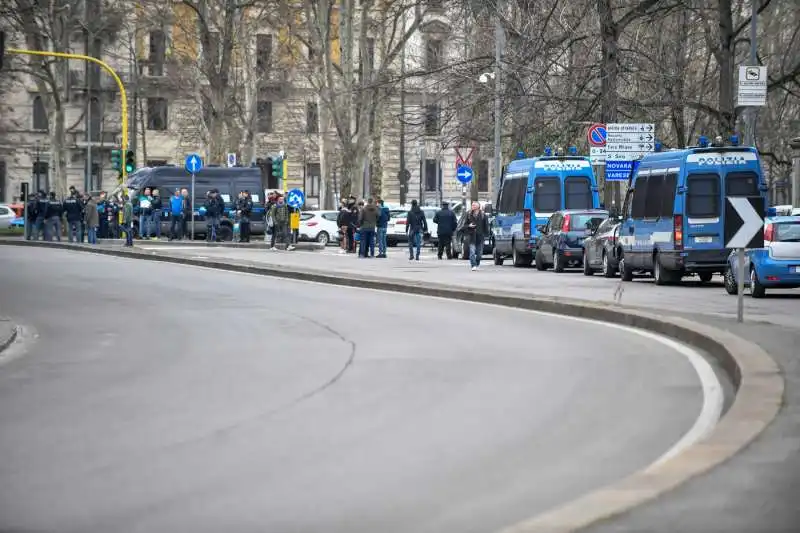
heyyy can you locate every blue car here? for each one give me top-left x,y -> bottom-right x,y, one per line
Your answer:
724,216 -> 800,298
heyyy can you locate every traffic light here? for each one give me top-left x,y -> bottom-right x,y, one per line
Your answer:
125,150 -> 135,174
271,156 -> 283,179
111,149 -> 122,171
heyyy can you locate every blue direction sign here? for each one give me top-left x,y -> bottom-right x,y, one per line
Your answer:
456,165 -> 474,185
185,153 -> 203,174
287,188 -> 305,209
605,160 -> 633,181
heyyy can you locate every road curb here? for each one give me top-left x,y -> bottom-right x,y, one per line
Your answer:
0,320 -> 19,356
0,239 -> 785,532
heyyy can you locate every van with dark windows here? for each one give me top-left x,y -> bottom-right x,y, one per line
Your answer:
492,154 -> 600,267
110,165 -> 266,240
616,138 -> 767,285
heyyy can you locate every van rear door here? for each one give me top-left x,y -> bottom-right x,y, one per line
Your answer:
684,173 -> 723,250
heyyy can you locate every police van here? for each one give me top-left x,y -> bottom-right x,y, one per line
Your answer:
493,149 -> 601,267
111,165 -> 267,240
616,136 -> 767,285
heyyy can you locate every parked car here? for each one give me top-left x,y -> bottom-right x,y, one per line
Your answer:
298,210 -> 341,245
0,204 -> 16,229
453,213 -> 495,260
535,209 -> 609,272
582,216 -> 622,277
386,210 -> 408,246
724,216 -> 800,298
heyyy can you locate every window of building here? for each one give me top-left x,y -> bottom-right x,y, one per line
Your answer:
149,30 -> 166,76
425,158 -> 437,191
146,98 -> 168,131
89,97 -> 102,141
146,160 -> 168,167
306,102 -> 319,134
256,34 -> 273,73
32,95 -> 48,131
426,39 -> 443,71
305,163 -> 321,197
33,161 -> 49,193
477,159 -> 489,192
424,105 -> 440,136
0,160 -> 6,202
257,101 -> 273,133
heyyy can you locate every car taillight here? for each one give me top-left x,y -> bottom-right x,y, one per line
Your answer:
561,214 -> 571,232
764,223 -> 774,242
523,210 -> 531,237
397,219 -> 406,225
608,235 -> 616,243
306,221 -> 318,227
673,215 -> 683,249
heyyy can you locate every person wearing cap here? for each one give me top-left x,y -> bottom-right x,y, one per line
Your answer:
203,189 -> 225,241
434,201 -> 457,260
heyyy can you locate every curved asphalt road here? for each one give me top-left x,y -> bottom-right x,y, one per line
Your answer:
0,248 -> 706,533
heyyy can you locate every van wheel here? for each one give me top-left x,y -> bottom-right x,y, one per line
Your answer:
619,254 -> 634,282
554,250 -> 565,273
749,267 -> 766,298
602,251 -> 616,278
724,265 -> 738,295
582,251 -> 593,276
535,250 -> 547,271
653,254 -> 679,285
512,247 -> 531,267
493,247 -> 504,266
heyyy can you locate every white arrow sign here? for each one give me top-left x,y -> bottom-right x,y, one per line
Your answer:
725,196 -> 763,248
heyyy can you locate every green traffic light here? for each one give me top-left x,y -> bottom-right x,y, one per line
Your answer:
124,150 -> 136,174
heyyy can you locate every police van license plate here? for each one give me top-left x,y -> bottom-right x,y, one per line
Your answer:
695,236 -> 712,243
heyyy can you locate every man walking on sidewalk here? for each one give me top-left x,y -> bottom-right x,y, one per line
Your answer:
464,201 -> 489,271
433,201 -> 457,260
406,200 -> 428,261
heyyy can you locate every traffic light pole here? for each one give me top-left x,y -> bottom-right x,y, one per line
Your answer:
7,48 -> 129,181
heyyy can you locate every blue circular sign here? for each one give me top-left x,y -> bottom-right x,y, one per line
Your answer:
287,188 -> 305,209
456,165 -> 474,185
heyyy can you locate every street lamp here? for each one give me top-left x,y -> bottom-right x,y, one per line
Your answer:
478,69 -> 501,202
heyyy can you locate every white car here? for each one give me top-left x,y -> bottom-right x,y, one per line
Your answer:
298,211 -> 341,245
0,204 -> 16,229
386,207 -> 439,245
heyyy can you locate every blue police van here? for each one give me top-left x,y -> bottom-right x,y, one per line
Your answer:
615,137 -> 767,285
111,165 -> 267,240
493,150 -> 601,267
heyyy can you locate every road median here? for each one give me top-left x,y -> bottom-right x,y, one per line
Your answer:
0,238 -> 784,532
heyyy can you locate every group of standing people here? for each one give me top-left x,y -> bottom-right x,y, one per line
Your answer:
336,195 -> 392,258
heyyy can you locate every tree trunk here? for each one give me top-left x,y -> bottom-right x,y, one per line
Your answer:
717,0 -> 736,136
50,106 -> 68,198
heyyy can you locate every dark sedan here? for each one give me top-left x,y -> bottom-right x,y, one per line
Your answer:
535,209 -> 609,272
582,216 -> 621,277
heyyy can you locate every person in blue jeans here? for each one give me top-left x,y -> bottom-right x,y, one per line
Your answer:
358,197 -> 379,258
169,189 -> 184,240
405,200 -> 428,261
138,187 -> 153,238
464,201 -> 489,271
376,198 -> 390,258
150,188 -> 163,239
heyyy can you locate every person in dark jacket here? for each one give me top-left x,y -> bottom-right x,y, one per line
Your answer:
150,188 -> 163,239
406,200 -> 428,261
34,191 -> 48,240
236,190 -> 254,242
104,199 -> 120,239
97,192 -> 109,238
464,201 -> 489,271
203,189 -> 225,241
336,200 -> 350,254
45,192 -> 63,241
268,194 -> 292,249
84,195 -> 99,244
25,194 -> 38,240
180,188 -> 192,239
358,197 -> 380,258
376,198 -> 390,258
433,201 -> 458,260
63,190 -> 83,243
137,187 -> 153,239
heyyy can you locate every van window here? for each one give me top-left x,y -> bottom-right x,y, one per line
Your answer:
725,171 -> 759,196
644,174 -> 663,218
687,174 -> 720,218
498,176 -> 527,213
660,173 -> 677,217
631,176 -> 649,218
564,177 -> 592,209
534,176 -> 560,212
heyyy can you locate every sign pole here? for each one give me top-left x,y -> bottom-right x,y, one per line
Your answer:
736,248 -> 745,323
191,173 -> 195,241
